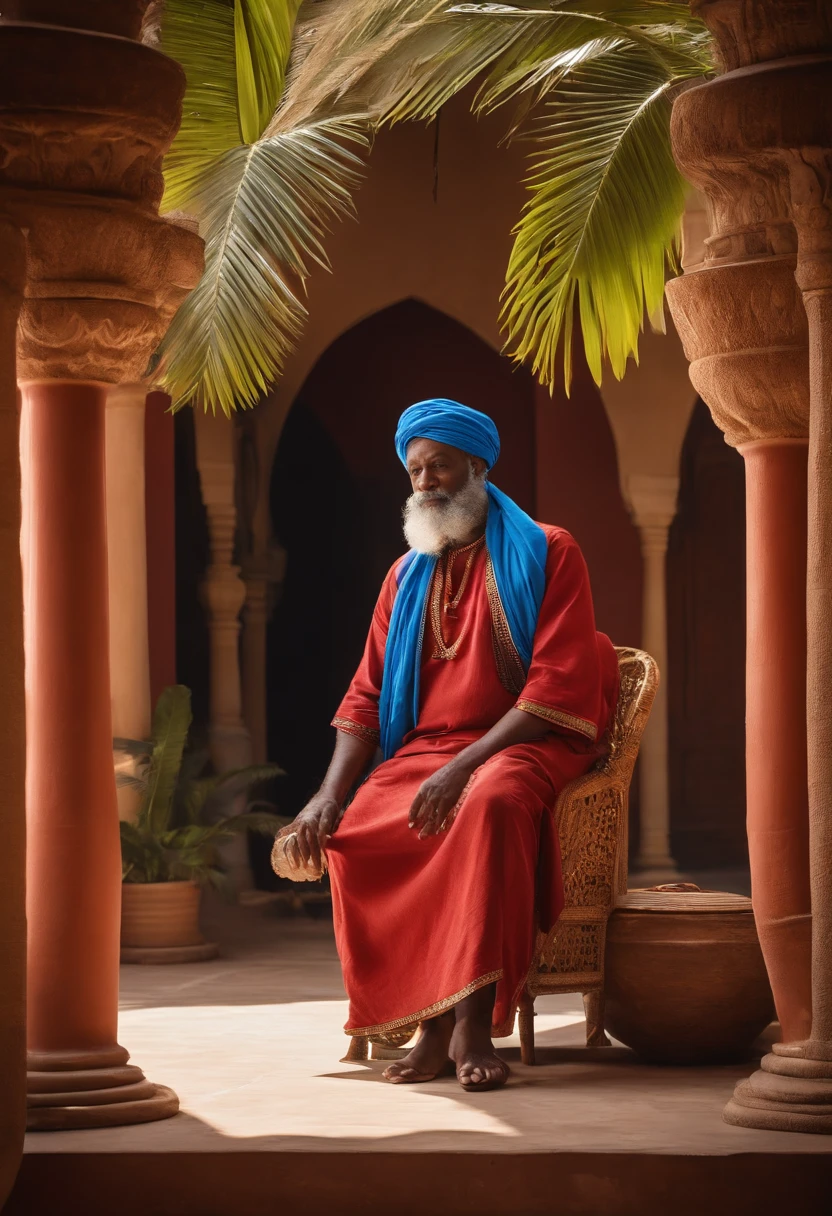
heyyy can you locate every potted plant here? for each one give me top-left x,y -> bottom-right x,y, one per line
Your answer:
115,684 -> 285,962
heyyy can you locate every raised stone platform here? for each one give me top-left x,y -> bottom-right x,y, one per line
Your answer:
9,900 -> 831,1216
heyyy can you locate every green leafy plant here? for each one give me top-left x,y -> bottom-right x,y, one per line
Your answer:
116,685 -> 286,890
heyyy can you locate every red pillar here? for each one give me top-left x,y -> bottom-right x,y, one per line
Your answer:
21,380 -> 177,1128
741,439 -> 812,1044
145,390 -> 177,704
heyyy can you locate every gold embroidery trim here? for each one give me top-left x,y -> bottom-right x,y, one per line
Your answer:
485,554 -> 526,696
515,699 -> 597,741
332,716 -> 380,746
345,968 -> 504,1037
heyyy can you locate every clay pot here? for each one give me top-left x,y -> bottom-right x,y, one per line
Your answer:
121,881 -> 218,963
604,889 -> 775,1064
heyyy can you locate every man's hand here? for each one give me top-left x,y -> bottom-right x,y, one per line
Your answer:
285,792 -> 341,872
409,759 -> 473,839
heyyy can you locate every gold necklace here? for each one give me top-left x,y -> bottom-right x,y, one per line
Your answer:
430,536 -> 484,661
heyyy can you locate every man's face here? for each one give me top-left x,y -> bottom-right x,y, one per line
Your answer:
405,438 -> 486,504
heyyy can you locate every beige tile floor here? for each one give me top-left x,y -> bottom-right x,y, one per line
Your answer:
23,898 -> 832,1159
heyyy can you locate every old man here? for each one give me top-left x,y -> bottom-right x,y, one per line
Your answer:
282,399 -> 618,1091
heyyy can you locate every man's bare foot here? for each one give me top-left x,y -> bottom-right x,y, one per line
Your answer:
382,1012 -> 454,1084
450,1014 -> 510,1092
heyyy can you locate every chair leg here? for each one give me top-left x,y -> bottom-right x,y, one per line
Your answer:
342,1035 -> 369,1062
519,992 -> 536,1065
583,990 -> 611,1047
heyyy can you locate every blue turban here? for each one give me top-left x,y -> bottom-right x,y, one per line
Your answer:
395,399 -> 500,469
379,397 -> 548,758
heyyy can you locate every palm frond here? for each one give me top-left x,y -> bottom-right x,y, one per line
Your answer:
501,37 -> 703,390
161,0 -> 305,208
160,0 -> 242,211
235,0 -> 304,142
278,0 -> 705,126
157,117 -> 369,413
277,0 -> 710,388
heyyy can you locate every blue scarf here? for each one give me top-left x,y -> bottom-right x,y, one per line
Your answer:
378,399 -> 547,758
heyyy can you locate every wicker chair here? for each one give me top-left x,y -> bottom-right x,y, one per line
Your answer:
342,645 -> 658,1065
518,645 -> 658,1064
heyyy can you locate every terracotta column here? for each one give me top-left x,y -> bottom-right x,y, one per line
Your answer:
241,549 -> 285,764
106,383 -> 151,820
145,390 -> 178,705
194,411 -> 253,888
739,440 -> 812,1044
0,5 -> 203,1128
666,0 -> 832,1131
0,216 -> 26,1206
627,474 -> 679,878
21,382 -> 177,1128
198,459 -> 251,772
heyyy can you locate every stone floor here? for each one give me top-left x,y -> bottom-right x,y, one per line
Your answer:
11,881 -> 832,1216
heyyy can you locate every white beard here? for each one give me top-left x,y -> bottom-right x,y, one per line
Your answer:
402,468 -> 489,556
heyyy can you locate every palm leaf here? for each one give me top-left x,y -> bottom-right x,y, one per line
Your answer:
161,0 -> 304,208
235,0 -> 304,142
158,0 -> 369,414
156,118 -> 369,413
501,37 -> 704,390
160,0 -> 242,211
278,0 -> 709,387
142,685 -> 193,837
278,0 -> 704,126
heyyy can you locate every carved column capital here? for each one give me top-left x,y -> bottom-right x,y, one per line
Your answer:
691,0 -> 832,73
666,257 -> 809,446
0,21 -> 203,385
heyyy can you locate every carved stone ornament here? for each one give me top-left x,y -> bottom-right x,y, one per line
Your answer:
665,257 -> 809,445
1,196 -> 203,383
0,23 -> 183,208
691,0 -> 832,72
0,19 -> 203,383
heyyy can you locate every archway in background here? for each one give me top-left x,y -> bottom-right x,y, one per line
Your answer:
255,300 -> 536,880
667,399 -> 747,869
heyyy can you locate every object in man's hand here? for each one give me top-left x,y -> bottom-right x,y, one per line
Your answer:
270,824 -> 327,882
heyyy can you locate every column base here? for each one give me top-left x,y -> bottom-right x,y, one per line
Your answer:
26,1045 -> 179,1131
724,1045 -> 832,1134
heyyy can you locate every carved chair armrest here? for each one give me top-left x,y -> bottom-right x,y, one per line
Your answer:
554,767 -> 627,912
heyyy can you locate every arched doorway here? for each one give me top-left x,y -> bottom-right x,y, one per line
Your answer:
667,400 -> 747,869
263,299 -> 536,836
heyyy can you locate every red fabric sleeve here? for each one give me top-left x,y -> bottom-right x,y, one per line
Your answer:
515,528 -> 611,743
332,559 -> 402,745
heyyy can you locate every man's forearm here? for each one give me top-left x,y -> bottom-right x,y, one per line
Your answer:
449,707 -> 549,778
318,729 -> 377,804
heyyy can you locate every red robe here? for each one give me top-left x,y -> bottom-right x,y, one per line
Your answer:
328,525 -> 618,1039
